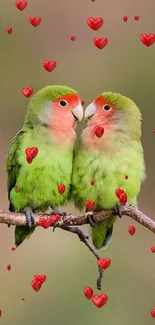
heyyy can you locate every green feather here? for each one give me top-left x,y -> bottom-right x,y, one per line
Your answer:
6,85 -> 77,247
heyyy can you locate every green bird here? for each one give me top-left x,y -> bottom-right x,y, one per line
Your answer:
6,85 -> 83,247
71,92 -> 146,249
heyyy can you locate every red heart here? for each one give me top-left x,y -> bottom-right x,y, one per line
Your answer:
123,16 -> 128,22
140,33 -> 155,47
87,17 -> 103,31
93,37 -> 108,49
58,184 -> 66,194
70,36 -> 76,41
34,274 -> 47,284
119,192 -> 127,205
93,126 -> 104,138
134,15 -> 139,21
39,217 -> 52,229
51,214 -> 61,223
31,279 -> 42,292
7,27 -> 12,34
42,60 -> 57,72
29,17 -> 41,27
22,87 -> 34,98
115,188 -> 124,198
98,258 -> 111,270
151,246 -> 155,253
0,310 -> 2,317
11,247 -> 16,251
6,264 -> 11,271
25,147 -> 38,163
128,225 -> 136,236
21,298 -> 25,301
81,100 -> 85,105
85,200 -> 95,210
15,1 -> 27,10
90,179 -> 94,186
84,287 -> 93,299
151,310 -> 155,318
92,294 -> 108,308
125,175 -> 128,179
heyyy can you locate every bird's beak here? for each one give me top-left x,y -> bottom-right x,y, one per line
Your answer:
72,103 -> 83,123
85,102 -> 97,121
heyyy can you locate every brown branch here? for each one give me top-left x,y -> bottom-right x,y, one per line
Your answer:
0,204 -> 154,290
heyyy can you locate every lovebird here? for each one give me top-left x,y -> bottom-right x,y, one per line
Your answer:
6,85 -> 83,247
71,92 -> 146,249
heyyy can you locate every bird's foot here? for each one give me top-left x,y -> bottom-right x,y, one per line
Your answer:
115,203 -> 123,218
23,207 -> 35,227
51,208 -> 66,219
84,211 -> 96,227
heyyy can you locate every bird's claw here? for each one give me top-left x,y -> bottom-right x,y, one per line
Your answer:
115,203 -> 123,218
23,207 -> 35,227
84,211 -> 96,227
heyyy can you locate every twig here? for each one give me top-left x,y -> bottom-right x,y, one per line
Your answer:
0,205 -> 154,290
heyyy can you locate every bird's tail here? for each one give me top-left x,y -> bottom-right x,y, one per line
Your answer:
15,226 -> 35,247
91,216 -> 116,249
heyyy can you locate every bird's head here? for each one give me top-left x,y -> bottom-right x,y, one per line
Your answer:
25,85 -> 83,132
84,92 -> 142,139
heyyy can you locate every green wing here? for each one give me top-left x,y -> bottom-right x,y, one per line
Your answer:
6,130 -> 24,205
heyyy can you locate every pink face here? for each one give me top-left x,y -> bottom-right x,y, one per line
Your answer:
50,93 -> 83,130
85,95 -> 117,129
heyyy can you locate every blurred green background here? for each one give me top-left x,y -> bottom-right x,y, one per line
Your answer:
0,0 -> 155,324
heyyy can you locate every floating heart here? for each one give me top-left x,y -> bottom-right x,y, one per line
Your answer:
70,36 -> 76,41
25,147 -> 38,163
90,179 -> 94,186
31,279 -> 42,292
84,287 -> 93,299
15,1 -> 27,10
151,310 -> 155,318
123,16 -> 128,22
93,37 -> 108,49
98,258 -> 111,270
85,200 -> 95,210
39,217 -> 52,229
119,192 -> 127,205
81,100 -> 85,105
29,17 -> 41,27
22,87 -> 34,98
34,274 -> 47,284
134,15 -> 139,21
128,225 -> 136,236
115,188 -> 124,198
140,33 -> 155,47
7,27 -> 12,34
42,60 -> 57,72
92,294 -> 108,308
58,184 -> 66,194
11,247 -> 16,251
87,17 -> 103,31
21,298 -> 25,301
125,175 -> 128,179
6,264 -> 11,271
51,214 -> 61,223
151,246 -> 155,253
93,125 -> 104,138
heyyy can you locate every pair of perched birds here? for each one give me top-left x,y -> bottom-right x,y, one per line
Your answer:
6,85 -> 146,249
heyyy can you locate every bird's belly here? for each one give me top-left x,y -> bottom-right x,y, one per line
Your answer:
10,157 -> 72,211
72,152 -> 141,210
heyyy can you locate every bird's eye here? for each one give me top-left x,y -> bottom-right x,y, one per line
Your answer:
103,104 -> 111,111
59,100 -> 68,107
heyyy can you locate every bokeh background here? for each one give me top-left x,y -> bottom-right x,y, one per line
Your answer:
0,0 -> 155,324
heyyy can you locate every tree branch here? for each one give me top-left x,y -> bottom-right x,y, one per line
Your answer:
1,204 -> 154,290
